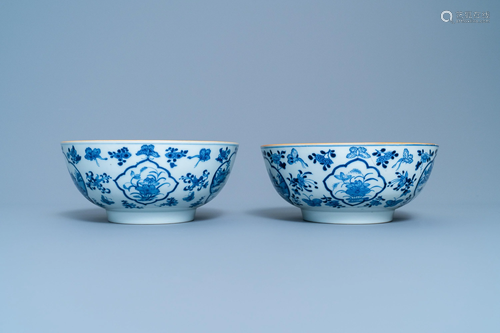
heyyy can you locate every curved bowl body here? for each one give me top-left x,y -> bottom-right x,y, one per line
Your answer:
62,140 -> 238,224
261,143 -> 438,224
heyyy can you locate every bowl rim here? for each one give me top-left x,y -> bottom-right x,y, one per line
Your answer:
261,142 -> 438,148
62,140 -> 238,145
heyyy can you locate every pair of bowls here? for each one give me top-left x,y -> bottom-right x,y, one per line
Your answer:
62,141 -> 438,225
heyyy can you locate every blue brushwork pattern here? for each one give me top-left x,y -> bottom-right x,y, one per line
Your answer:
122,200 -> 144,209
308,149 -> 336,171
326,159 -> 386,206
392,148 -> 413,171
84,148 -> 108,166
165,147 -> 188,168
157,197 -> 178,207
372,148 -> 399,169
262,144 -> 437,211
85,171 -> 111,194
216,147 -> 231,163
114,159 -> 178,205
181,170 -> 210,192
108,147 -> 132,166
63,143 -> 237,211
66,146 -> 81,165
101,195 -> 115,205
205,148 -> 238,204
346,147 -> 370,159
287,148 -> 308,167
136,144 -> 160,159
188,148 -> 211,167
183,192 -> 195,202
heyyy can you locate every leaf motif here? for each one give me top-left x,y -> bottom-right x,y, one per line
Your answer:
350,168 -> 362,175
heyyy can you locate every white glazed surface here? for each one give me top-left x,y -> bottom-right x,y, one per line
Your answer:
62,141 -> 238,224
261,143 -> 438,224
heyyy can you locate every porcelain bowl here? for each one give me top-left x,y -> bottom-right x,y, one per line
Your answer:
261,143 -> 438,224
62,140 -> 238,224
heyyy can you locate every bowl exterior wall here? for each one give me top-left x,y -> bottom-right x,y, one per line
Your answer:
62,142 -> 238,211
261,144 -> 437,211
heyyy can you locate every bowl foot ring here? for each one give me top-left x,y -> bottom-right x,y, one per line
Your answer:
106,209 -> 196,225
301,209 -> 394,224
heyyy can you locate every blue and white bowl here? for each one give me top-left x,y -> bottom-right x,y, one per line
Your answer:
62,140 -> 238,224
261,143 -> 438,224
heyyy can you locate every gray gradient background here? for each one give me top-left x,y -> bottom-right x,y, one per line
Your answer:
1,1 -> 499,332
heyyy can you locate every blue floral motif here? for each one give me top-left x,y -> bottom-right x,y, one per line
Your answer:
285,169 -> 318,206
122,200 -> 144,209
336,174 -> 372,199
290,193 -> 303,206
266,166 -> 291,203
262,145 -> 438,216
123,169 -> 169,201
67,164 -> 88,199
265,150 -> 287,170
216,147 -> 231,163
388,171 -> 416,197
136,144 -> 160,159
321,195 -> 343,208
324,159 -> 386,206
181,170 -> 210,191
188,148 -> 211,167
415,161 -> 434,195
64,143 -> 239,212
287,170 -> 318,195
85,171 -> 111,194
183,192 -> 195,202
85,147 -> 108,166
346,147 -> 370,159
385,198 -> 404,208
158,197 -> 178,207
165,147 -> 188,168
287,148 -> 308,167
108,147 -> 132,166
101,195 -> 115,205
66,146 -> 81,164
415,149 -> 435,171
308,150 -> 336,171
190,196 -> 205,208
372,148 -> 399,169
208,166 -> 229,193
205,150 -> 237,204
114,159 -> 178,205
302,194 -> 322,207
392,148 -> 413,171
364,196 -> 385,207
262,151 -> 292,203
